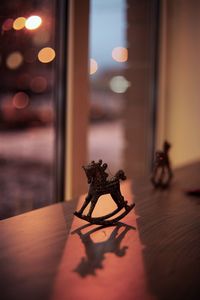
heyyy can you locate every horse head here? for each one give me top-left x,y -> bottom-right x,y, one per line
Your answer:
82,160 -> 108,184
163,140 -> 171,153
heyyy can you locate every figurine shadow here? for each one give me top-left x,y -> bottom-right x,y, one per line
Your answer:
71,222 -> 136,278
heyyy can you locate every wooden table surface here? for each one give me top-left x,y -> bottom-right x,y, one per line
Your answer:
1,162 -> 200,300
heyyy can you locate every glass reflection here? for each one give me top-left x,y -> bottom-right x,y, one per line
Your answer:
89,0 -> 158,178
88,0 -> 128,172
0,0 -> 56,219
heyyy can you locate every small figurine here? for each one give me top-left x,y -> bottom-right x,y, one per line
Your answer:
74,159 -> 135,225
151,141 -> 173,188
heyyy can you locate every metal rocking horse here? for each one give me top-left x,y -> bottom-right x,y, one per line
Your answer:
74,160 -> 135,225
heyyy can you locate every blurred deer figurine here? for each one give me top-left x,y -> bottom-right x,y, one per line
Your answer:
151,141 -> 173,188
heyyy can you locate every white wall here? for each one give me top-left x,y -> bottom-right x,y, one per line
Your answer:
157,0 -> 200,167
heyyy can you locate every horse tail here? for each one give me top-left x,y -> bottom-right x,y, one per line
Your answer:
115,170 -> 126,181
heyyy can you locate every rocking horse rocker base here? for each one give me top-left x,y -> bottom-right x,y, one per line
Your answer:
74,160 -> 135,226
74,203 -> 135,226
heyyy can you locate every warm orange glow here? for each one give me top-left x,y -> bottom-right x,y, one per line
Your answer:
30,76 -> 47,93
51,180 -> 150,300
6,52 -> 23,69
25,15 -> 42,30
38,47 -> 56,63
112,47 -> 128,63
13,17 -> 26,30
12,92 -> 29,109
2,18 -> 13,31
90,58 -> 98,75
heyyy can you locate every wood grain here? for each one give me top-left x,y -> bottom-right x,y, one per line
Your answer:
0,200 -> 76,300
134,162 -> 200,300
0,162 -> 200,300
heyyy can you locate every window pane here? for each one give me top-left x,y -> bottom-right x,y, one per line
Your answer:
88,0 -> 158,178
0,0 -> 58,219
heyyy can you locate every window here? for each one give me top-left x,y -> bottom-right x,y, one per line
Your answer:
88,0 -> 159,178
0,0 -> 67,219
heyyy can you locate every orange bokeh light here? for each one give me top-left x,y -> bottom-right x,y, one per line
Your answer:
90,58 -> 98,75
13,17 -> 26,30
6,52 -> 23,69
38,47 -> 56,63
12,92 -> 29,109
112,47 -> 128,63
25,15 -> 42,30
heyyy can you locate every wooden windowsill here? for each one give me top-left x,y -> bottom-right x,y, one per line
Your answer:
1,162 -> 200,300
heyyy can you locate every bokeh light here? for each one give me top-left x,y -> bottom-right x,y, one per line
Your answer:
33,30 -> 50,46
13,17 -> 26,30
6,52 -> 23,69
30,76 -> 47,93
38,47 -> 56,63
112,47 -> 128,63
25,15 -> 42,30
90,58 -> 98,75
2,18 -> 14,31
12,92 -> 29,109
109,76 -> 130,93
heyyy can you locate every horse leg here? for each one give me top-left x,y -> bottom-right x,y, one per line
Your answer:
87,195 -> 99,217
167,164 -> 173,180
159,166 -> 166,185
78,193 -> 92,215
111,191 -> 125,209
152,166 -> 162,187
151,167 -> 158,185
118,190 -> 129,208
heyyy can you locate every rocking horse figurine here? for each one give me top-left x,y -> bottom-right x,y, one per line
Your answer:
74,160 -> 135,225
151,141 -> 173,188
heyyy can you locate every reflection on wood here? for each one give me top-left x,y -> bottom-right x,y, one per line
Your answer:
72,223 -> 135,277
1,163 -> 200,300
51,181 -> 154,300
